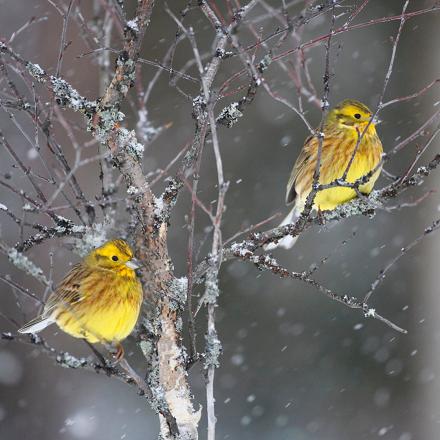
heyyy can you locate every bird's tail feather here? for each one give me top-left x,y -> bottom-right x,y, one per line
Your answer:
18,315 -> 54,334
265,207 -> 300,250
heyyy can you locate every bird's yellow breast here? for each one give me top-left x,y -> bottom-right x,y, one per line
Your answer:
55,271 -> 143,344
313,128 -> 382,211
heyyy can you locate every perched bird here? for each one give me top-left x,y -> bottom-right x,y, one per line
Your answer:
267,99 -> 383,250
19,239 -> 143,359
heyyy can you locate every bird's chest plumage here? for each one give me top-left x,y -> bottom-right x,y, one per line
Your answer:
56,272 -> 143,344
314,131 -> 383,210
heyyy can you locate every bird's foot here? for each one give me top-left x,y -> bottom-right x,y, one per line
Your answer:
109,343 -> 124,365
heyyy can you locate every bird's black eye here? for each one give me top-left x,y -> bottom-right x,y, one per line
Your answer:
354,113 -> 361,119
112,255 -> 119,261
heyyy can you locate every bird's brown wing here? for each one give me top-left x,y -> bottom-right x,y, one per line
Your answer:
285,135 -> 315,205
44,263 -> 91,316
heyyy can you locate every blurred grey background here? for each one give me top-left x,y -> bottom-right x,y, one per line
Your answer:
1,1 -> 440,439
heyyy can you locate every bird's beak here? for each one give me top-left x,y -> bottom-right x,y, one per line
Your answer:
371,115 -> 381,125
126,258 -> 141,269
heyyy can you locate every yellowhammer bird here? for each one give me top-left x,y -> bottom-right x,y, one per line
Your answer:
267,99 -> 383,250
19,239 -> 143,359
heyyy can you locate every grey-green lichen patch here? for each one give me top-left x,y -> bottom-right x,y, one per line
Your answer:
216,102 -> 243,127
204,271 -> 219,305
117,128 -> 145,160
56,352 -> 88,369
258,54 -> 272,73
50,76 -> 96,112
204,330 -> 222,369
175,315 -> 183,333
323,191 -> 380,222
230,240 -> 254,257
115,54 -> 136,94
7,248 -> 48,285
73,222 -> 110,257
139,338 -> 168,414
165,277 -> 188,313
90,106 -> 125,142
26,62 -> 46,82
139,339 -> 154,359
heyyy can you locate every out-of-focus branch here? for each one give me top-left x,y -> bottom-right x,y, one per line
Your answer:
364,218 -> 440,303
225,244 -> 407,334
